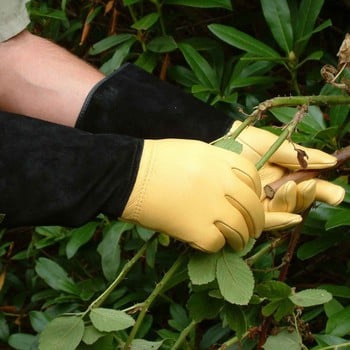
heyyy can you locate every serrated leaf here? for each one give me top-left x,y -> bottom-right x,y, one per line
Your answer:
188,252 -> 218,285
35,258 -> 80,295
130,339 -> 164,350
39,316 -> 84,350
216,249 -> 254,305
82,325 -> 106,345
89,308 -> 135,332
66,221 -> 99,259
256,281 -> 292,299
263,329 -> 300,350
187,292 -> 223,321
289,289 -> 332,307
261,0 -> 293,53
214,137 -> 242,154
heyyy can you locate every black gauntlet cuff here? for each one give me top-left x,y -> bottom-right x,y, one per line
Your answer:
0,111 -> 142,228
76,63 -> 232,142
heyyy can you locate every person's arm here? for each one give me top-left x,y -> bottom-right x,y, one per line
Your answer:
0,30 -> 104,126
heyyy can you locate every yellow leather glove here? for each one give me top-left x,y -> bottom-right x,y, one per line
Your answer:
230,121 -> 345,230
121,139 -> 265,253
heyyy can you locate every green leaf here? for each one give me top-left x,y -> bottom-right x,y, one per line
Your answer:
39,316 -> 84,350
289,289 -> 332,307
134,51 -> 158,73
82,325 -> 106,345
130,339 -> 164,350
297,50 -> 323,67
214,137 -> 242,154
97,221 -> 132,281
320,285 -> 350,299
329,102 -> 350,128
208,24 -> 280,58
314,334 -> 349,347
89,34 -> 135,55
256,281 -> 292,299
131,13 -> 159,30
35,258 -> 80,295
0,312 -> 8,341
270,106 -> 325,135
123,0 -> 141,5
216,248 -> 254,305
260,0 -> 293,53
262,299 -> 280,317
29,311 -> 51,333
178,42 -> 219,90
297,235 -> 340,260
8,333 -> 38,350
326,306 -> 350,337
66,221 -> 99,259
147,35 -> 178,53
89,308 -> 135,332
294,0 -> 325,55
188,252 -> 218,285
325,209 -> 350,230
263,329 -> 301,350
222,304 -> 247,338
163,0 -> 232,10
100,38 -> 136,74
229,76 -> 277,90
324,299 -> 344,318
187,292 -> 223,321
169,304 -> 189,331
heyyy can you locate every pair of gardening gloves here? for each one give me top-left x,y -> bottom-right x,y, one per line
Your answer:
1,64 -> 344,253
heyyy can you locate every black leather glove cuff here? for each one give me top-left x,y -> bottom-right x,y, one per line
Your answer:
0,111 -> 142,228
75,63 -> 233,142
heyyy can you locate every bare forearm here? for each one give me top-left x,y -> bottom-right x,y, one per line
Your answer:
0,30 -> 104,126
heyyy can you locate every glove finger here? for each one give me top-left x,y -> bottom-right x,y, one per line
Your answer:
264,181 -> 297,213
189,226 -> 226,253
225,182 -> 265,240
214,146 -> 262,195
259,164 -> 287,189
264,212 -> 302,231
294,179 -> 317,212
315,179 -> 345,206
232,121 -> 337,170
215,202 -> 250,251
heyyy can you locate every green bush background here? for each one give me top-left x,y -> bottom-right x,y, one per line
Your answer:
1,1 -> 350,349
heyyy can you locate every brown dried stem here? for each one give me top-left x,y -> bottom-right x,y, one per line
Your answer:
264,145 -> 350,198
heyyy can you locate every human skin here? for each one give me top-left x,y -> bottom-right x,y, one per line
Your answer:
0,30 -> 104,126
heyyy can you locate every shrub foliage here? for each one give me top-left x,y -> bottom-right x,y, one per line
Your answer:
2,1 -> 350,349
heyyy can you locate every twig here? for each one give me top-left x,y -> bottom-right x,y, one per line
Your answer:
255,104 -> 308,170
264,144 -> 350,198
124,251 -> 188,349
